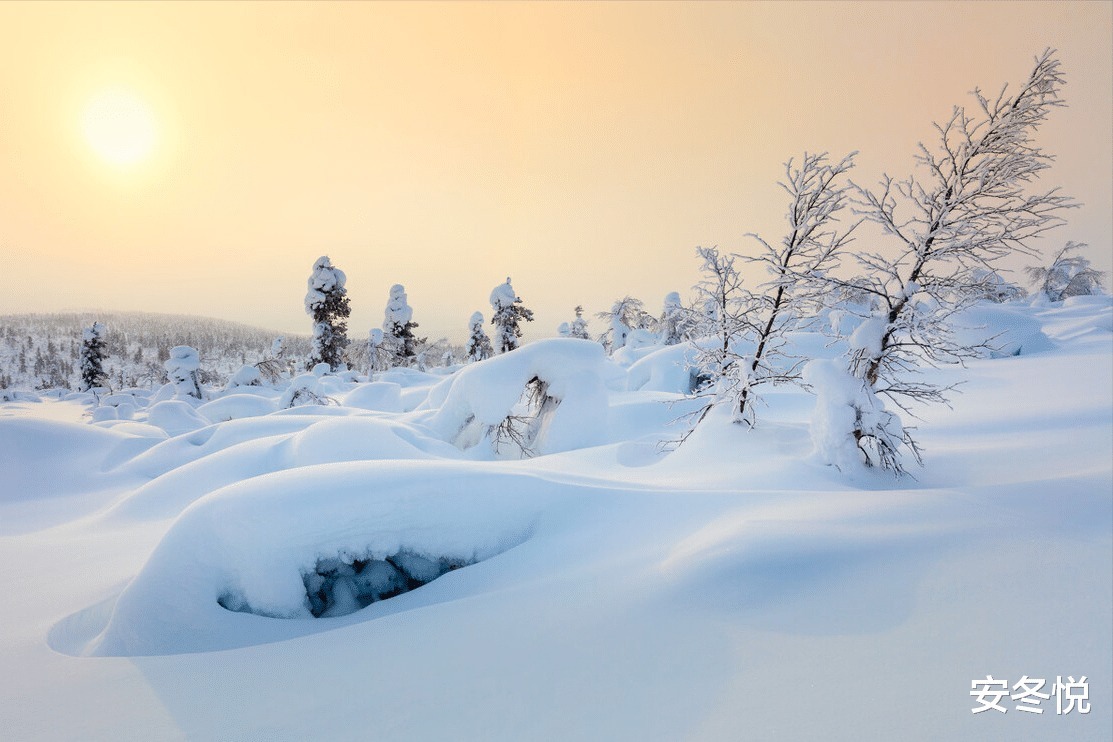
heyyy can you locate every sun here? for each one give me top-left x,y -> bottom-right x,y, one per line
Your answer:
81,90 -> 158,168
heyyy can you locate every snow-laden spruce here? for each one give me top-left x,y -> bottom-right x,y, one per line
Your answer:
79,321 -> 108,392
489,277 -> 534,353
164,345 -> 202,399
659,292 -> 687,346
465,311 -> 494,362
568,304 -> 590,340
305,256 -> 351,371
383,284 -> 422,367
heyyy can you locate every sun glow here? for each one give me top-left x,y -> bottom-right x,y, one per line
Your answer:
81,90 -> 157,167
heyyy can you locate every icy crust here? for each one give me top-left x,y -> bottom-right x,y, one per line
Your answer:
88,464 -> 552,656
422,338 -> 610,456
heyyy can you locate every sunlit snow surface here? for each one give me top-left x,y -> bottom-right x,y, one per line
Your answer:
1,298 -> 1110,740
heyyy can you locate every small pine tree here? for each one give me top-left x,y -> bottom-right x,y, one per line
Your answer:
383,284 -> 425,367
569,305 -> 590,340
490,277 -> 534,353
80,322 -> 109,391
305,256 -> 351,371
466,311 -> 494,362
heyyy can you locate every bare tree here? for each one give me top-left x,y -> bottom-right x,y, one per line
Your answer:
682,152 -> 857,435
737,151 -> 858,424
814,50 -> 1075,473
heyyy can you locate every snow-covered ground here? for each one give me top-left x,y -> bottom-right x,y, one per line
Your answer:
0,298 -> 1109,740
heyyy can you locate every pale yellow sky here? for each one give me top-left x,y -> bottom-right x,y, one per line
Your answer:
1,1 -> 1110,343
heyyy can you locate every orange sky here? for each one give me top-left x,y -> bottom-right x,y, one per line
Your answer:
1,1 -> 1110,343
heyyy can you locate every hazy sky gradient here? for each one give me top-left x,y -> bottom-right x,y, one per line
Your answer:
1,1 -> 1110,343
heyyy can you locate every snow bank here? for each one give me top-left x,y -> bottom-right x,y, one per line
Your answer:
89,464 -> 559,655
947,301 -> 1052,357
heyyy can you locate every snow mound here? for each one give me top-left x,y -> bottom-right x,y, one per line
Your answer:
85,464 -> 553,656
342,382 -> 403,412
146,400 -> 210,436
197,394 -> 279,423
948,302 -> 1052,357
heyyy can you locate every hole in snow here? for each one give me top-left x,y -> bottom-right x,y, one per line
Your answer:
218,550 -> 475,619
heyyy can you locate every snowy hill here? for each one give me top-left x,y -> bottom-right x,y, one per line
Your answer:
0,297 -> 1109,740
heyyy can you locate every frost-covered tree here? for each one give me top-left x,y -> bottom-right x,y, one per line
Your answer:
383,284 -> 424,367
812,50 -> 1075,473
490,277 -> 534,353
685,247 -> 749,430
466,311 -> 494,362
305,256 -> 351,371
733,151 -> 859,424
165,345 -> 202,399
80,321 -> 109,391
569,305 -> 590,340
597,296 -> 653,353
1026,242 -> 1107,302
366,328 -> 391,373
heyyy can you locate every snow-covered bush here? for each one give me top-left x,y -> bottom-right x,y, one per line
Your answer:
598,296 -> 653,353
305,256 -> 351,371
224,365 -> 263,393
1026,242 -> 1107,302
490,278 -> 534,353
424,338 -> 608,457
164,346 -> 202,400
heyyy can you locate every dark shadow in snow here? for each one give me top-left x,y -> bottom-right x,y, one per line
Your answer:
218,549 -> 475,619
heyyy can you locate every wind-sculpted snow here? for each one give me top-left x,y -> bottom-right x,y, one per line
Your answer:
105,416 -> 462,521
2,298 -> 1110,738
85,464 -> 556,656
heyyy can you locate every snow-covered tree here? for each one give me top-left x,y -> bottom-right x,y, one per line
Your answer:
383,284 -> 424,367
734,151 -> 858,424
466,311 -> 494,362
305,256 -> 351,371
659,292 -> 689,346
597,296 -> 653,353
812,50 -> 1075,473
490,277 -> 534,353
366,328 -> 391,374
1026,242 -> 1107,301
685,248 -> 748,428
80,321 -> 108,391
569,305 -> 590,340
165,345 -> 202,399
